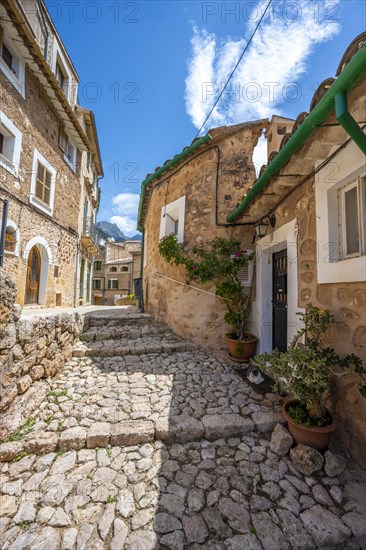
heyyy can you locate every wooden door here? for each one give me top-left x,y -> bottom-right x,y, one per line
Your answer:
25,246 -> 41,304
272,249 -> 288,352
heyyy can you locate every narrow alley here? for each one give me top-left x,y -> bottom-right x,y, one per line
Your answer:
0,311 -> 364,549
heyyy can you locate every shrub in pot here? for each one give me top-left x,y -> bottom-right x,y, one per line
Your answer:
158,235 -> 257,360
252,304 -> 365,451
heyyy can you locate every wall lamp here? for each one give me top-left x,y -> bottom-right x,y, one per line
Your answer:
253,214 -> 276,241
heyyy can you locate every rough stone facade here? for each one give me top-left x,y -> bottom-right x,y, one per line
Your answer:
142,122 -> 266,348
0,64 -> 81,306
0,1 -> 102,308
0,268 -> 84,432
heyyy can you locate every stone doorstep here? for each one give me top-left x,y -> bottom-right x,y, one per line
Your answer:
0,414 -> 257,459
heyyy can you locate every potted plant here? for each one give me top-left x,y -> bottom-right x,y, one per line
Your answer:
158,234 -> 257,361
252,304 -> 365,451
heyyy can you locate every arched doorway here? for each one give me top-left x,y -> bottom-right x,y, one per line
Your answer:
25,246 -> 41,305
24,236 -> 52,306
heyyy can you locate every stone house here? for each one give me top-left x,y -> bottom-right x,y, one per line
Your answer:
138,119 -> 267,346
138,34 -> 366,466
92,240 -> 141,306
0,0 -> 102,308
75,106 -> 103,306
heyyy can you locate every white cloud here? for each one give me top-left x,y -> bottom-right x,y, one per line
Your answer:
253,133 -> 268,175
185,0 -> 341,132
111,192 -> 140,236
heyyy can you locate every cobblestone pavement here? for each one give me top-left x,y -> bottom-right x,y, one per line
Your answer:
1,312 -> 365,549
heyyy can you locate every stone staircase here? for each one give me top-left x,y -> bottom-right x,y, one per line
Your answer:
0,310 -> 284,461
73,313 -> 196,358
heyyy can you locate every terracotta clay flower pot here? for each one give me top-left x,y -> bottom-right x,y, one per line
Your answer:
282,399 -> 336,452
225,333 -> 258,361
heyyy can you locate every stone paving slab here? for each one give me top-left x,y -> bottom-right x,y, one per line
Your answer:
1,436 -> 365,549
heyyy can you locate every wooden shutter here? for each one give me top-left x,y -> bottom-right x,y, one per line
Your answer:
35,161 -> 52,205
44,168 -> 51,205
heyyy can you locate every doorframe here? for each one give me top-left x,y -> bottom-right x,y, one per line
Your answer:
252,218 -> 304,353
24,236 -> 52,305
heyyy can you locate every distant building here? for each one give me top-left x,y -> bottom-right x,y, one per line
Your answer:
0,0 -> 103,307
92,240 -> 141,305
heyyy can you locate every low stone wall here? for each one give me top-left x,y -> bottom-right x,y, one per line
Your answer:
0,269 -> 84,420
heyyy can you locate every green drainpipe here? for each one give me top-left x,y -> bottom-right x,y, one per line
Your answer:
137,133 -> 212,232
227,41 -> 366,222
335,91 -> 366,155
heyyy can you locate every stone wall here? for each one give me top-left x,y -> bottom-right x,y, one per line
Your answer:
0,269 -> 84,430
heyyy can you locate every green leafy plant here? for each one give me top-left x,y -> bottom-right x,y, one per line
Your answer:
3,417 -> 37,443
252,304 -> 365,425
158,234 -> 254,341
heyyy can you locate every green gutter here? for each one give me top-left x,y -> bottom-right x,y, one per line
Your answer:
137,133 -> 212,231
227,41 -> 366,222
335,91 -> 366,155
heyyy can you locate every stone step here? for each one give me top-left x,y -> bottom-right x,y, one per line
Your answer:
73,338 -> 196,357
0,414 -> 258,459
86,313 -> 153,328
80,324 -> 172,342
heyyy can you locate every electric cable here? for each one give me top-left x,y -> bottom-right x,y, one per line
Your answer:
194,0 -> 273,139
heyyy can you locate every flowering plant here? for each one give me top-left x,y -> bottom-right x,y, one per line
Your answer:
158,234 -> 254,341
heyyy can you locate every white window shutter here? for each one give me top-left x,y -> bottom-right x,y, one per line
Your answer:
237,251 -> 254,286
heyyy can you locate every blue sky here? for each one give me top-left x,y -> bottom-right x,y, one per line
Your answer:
46,0 -> 366,236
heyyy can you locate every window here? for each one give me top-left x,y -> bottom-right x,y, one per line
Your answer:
237,251 -> 254,286
30,149 -> 56,216
94,261 -> 102,271
0,31 -> 25,97
121,266 -> 129,272
2,44 -> 13,72
54,266 -> 59,278
316,138 -> 365,284
35,161 -> 52,205
0,110 -> 22,176
159,196 -> 186,243
108,279 -> 118,290
338,177 -> 366,259
93,279 -> 101,290
109,266 -> 118,272
59,127 -> 76,171
55,59 -> 68,97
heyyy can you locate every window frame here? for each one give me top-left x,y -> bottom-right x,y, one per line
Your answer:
0,110 -> 22,176
338,177 -> 366,260
0,31 -> 25,98
58,126 -> 77,172
159,196 -> 186,244
315,138 -> 365,284
108,279 -> 119,290
93,278 -> 102,290
30,149 -> 56,216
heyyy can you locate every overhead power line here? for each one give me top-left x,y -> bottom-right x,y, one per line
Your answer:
194,0 -> 273,139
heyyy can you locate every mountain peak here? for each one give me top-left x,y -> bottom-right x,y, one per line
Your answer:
97,221 -> 141,242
